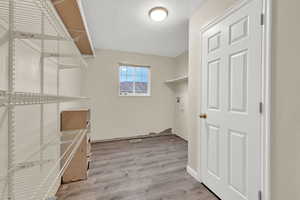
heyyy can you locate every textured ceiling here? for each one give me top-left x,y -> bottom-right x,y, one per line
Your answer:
81,0 -> 204,57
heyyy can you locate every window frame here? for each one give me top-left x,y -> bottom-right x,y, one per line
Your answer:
118,63 -> 151,97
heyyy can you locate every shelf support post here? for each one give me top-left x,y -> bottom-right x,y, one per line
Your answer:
7,0 -> 16,199
39,10 -> 45,171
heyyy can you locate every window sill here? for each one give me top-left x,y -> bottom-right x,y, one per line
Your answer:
119,94 -> 151,97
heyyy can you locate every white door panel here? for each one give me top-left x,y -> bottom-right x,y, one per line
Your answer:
201,0 -> 263,200
207,59 -> 221,110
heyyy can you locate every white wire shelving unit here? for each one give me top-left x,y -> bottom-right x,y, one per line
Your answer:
0,0 -> 89,199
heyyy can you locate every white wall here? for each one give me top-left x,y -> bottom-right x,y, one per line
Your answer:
172,51 -> 189,140
85,49 -> 175,141
271,0 -> 300,199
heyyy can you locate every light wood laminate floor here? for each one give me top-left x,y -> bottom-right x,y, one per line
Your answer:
56,135 -> 219,200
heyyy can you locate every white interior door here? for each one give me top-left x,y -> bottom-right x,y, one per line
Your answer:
200,0 -> 263,200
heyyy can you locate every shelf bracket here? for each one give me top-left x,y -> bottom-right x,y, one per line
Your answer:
13,31 -> 68,41
43,53 -> 76,58
59,64 -> 81,70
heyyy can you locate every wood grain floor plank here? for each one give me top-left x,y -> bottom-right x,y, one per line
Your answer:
56,135 -> 218,200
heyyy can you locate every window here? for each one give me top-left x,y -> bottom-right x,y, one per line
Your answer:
119,65 -> 151,96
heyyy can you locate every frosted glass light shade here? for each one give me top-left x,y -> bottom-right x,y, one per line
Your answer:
149,7 -> 168,22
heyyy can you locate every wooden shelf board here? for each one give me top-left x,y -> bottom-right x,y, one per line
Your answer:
51,0 -> 95,56
165,76 -> 188,84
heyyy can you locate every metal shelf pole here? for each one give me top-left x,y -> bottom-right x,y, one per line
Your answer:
57,32 -> 60,127
40,10 -> 45,172
7,0 -> 16,199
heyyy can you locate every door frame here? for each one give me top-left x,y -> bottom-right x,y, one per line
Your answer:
197,0 -> 272,200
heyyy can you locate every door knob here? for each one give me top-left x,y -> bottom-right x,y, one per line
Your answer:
199,114 -> 207,119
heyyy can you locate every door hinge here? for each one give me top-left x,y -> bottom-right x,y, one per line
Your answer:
260,13 -> 265,26
258,190 -> 263,200
259,102 -> 263,114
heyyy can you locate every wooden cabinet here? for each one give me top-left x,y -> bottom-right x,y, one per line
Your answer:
61,109 -> 91,183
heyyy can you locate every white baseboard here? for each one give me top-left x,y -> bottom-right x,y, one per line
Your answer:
186,165 -> 201,182
92,133 -> 173,144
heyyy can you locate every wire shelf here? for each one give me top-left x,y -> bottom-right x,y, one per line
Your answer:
0,90 -> 88,107
0,0 -> 87,67
0,129 -> 87,200
0,0 -> 89,199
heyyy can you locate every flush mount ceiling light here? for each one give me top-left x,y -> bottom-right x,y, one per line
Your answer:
149,7 -> 168,22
